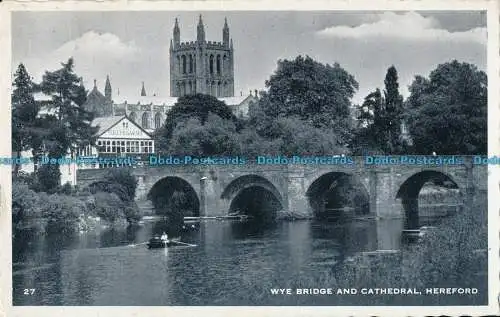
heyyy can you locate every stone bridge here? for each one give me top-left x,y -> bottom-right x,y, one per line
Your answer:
77,156 -> 486,223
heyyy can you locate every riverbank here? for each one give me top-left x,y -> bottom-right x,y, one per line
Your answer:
244,191 -> 488,305
12,169 -> 142,235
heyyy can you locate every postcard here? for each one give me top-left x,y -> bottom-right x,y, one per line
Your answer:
0,0 -> 499,316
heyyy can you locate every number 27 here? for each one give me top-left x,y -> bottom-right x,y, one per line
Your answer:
23,289 -> 35,295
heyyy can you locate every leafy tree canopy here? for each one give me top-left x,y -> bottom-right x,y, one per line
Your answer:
155,93 -> 239,153
259,55 -> 358,122
404,60 -> 487,155
250,55 -> 358,149
167,114 -> 241,156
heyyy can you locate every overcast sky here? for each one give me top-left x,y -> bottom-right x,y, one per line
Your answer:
12,11 -> 486,105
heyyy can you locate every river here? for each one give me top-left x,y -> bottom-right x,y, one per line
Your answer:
12,207 -> 482,306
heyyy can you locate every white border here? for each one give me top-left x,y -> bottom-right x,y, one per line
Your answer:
0,1 -> 498,316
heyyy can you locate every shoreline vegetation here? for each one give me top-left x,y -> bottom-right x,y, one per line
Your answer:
12,168 -> 142,235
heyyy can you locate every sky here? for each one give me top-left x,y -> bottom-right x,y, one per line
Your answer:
11,11 -> 487,105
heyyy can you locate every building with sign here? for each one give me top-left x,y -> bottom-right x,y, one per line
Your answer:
78,115 -> 154,169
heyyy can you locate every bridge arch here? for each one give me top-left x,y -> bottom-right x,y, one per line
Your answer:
147,176 -> 200,217
306,172 -> 370,220
396,170 -> 462,229
220,174 -> 284,219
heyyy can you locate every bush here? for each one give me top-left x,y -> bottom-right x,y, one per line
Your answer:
38,193 -> 88,234
89,181 -> 129,202
123,202 -> 143,224
36,164 -> 61,193
12,180 -> 40,225
104,168 -> 138,202
92,192 -> 126,224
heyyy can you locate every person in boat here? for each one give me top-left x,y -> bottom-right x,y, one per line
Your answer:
160,232 -> 169,244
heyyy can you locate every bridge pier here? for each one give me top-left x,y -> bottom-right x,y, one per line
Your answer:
369,169 -> 403,219
200,173 -> 225,217
135,175 -> 148,201
287,171 -> 313,218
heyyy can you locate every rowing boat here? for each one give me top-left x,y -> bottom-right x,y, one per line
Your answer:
146,237 -> 195,249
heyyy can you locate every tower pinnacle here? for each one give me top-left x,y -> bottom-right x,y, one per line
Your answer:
223,17 -> 230,46
173,17 -> 180,48
197,14 -> 205,43
141,82 -> 147,96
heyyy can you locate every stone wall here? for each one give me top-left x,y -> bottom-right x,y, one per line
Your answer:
76,156 -> 486,218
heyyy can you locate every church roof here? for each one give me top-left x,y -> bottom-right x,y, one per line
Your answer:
87,86 -> 106,100
114,96 -> 178,106
112,95 -> 254,106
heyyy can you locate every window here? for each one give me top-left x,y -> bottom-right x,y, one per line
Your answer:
142,112 -> 150,129
182,55 -> 187,74
155,113 -> 162,129
209,55 -> 214,74
111,141 -> 116,153
216,55 -> 221,74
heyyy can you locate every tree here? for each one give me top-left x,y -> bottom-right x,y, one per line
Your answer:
167,114 -> 241,156
104,168 -> 138,202
36,58 -> 98,191
271,117 -> 347,155
155,93 -> 239,153
404,60 -> 487,154
351,89 -> 385,154
250,55 -> 358,151
11,64 -> 39,177
88,169 -> 138,203
383,66 -> 404,153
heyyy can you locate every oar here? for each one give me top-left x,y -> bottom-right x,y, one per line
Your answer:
173,241 -> 197,247
128,241 -> 149,247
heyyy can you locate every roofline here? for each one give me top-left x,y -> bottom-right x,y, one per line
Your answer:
95,115 -> 153,138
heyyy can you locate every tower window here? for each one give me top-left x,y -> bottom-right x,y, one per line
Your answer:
216,55 -> 221,75
209,55 -> 214,74
189,55 -> 193,73
182,55 -> 187,74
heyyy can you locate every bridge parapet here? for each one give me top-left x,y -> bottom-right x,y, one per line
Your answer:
75,155 -> 486,218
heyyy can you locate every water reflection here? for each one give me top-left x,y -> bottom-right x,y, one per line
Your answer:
11,209 -> 454,306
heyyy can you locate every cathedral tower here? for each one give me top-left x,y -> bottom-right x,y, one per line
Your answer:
169,15 -> 235,97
